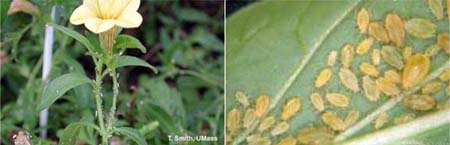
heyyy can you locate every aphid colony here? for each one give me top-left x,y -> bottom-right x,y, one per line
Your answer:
227,1 -> 449,144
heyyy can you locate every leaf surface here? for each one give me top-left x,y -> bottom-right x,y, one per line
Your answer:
226,0 -> 449,144
37,73 -> 91,111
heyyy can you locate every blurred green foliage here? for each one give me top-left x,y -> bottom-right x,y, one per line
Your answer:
1,0 -> 224,144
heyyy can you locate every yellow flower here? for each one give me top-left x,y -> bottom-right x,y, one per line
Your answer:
70,0 -> 143,34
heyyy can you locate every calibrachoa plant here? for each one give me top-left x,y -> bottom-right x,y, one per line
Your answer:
37,0 -> 156,144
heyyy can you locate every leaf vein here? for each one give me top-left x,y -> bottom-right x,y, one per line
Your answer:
269,0 -> 362,110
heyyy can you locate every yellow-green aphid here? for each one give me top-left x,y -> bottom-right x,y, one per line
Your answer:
403,46 -> 413,60
439,68 -> 450,81
402,54 -> 430,89
362,76 -> 380,101
394,113 -> 415,125
427,0 -> 444,20
249,136 -> 271,145
339,68 -> 360,92
448,0 -> 450,20
357,8 -> 370,34
437,32 -> 450,54
321,111 -> 346,131
258,116 -> 275,132
421,81 -> 441,94
374,112 -> 388,129
328,50 -> 338,66
381,45 -> 404,70
437,101 -> 450,110
405,18 -> 436,39
356,37 -> 374,54
315,68 -> 332,88
385,13 -> 405,47
326,93 -> 349,108
403,95 -> 436,111
235,91 -> 249,107
372,49 -> 381,65
281,97 -> 301,120
310,93 -> 325,111
297,126 -> 334,145
360,62 -> 379,76
368,22 -> 390,43
271,121 -> 290,136
344,110 -> 360,128
246,134 -> 261,144
276,136 -> 297,145
341,44 -> 355,68
424,44 -> 441,56
376,77 -> 401,96
227,108 -> 241,132
243,108 -> 256,128
255,94 -> 270,117
384,69 -> 402,84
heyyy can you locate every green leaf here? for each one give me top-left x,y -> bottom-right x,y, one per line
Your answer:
142,103 -> 181,135
189,27 -> 224,52
226,1 -> 449,145
115,34 -> 146,53
59,121 -> 98,145
116,55 -> 158,73
174,8 -> 210,23
48,23 -> 97,53
59,123 -> 83,145
37,73 -> 91,111
113,127 -> 148,145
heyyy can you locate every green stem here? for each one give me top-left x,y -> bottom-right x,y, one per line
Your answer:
93,61 -> 108,145
108,67 -> 119,127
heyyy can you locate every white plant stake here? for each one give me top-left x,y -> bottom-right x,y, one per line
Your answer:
40,6 -> 56,139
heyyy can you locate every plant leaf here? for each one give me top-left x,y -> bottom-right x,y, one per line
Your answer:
226,0 -> 449,144
59,123 -> 83,145
174,7 -> 210,23
114,34 -> 146,53
113,127 -> 148,145
59,121 -> 98,145
48,23 -> 97,53
37,73 -> 91,111
115,55 -> 158,73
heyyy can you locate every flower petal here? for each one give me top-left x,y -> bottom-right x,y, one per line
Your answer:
98,0 -> 114,18
109,0 -> 140,18
70,5 -> 96,25
84,18 -> 116,33
123,0 -> 140,12
115,11 -> 142,28
83,0 -> 101,15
